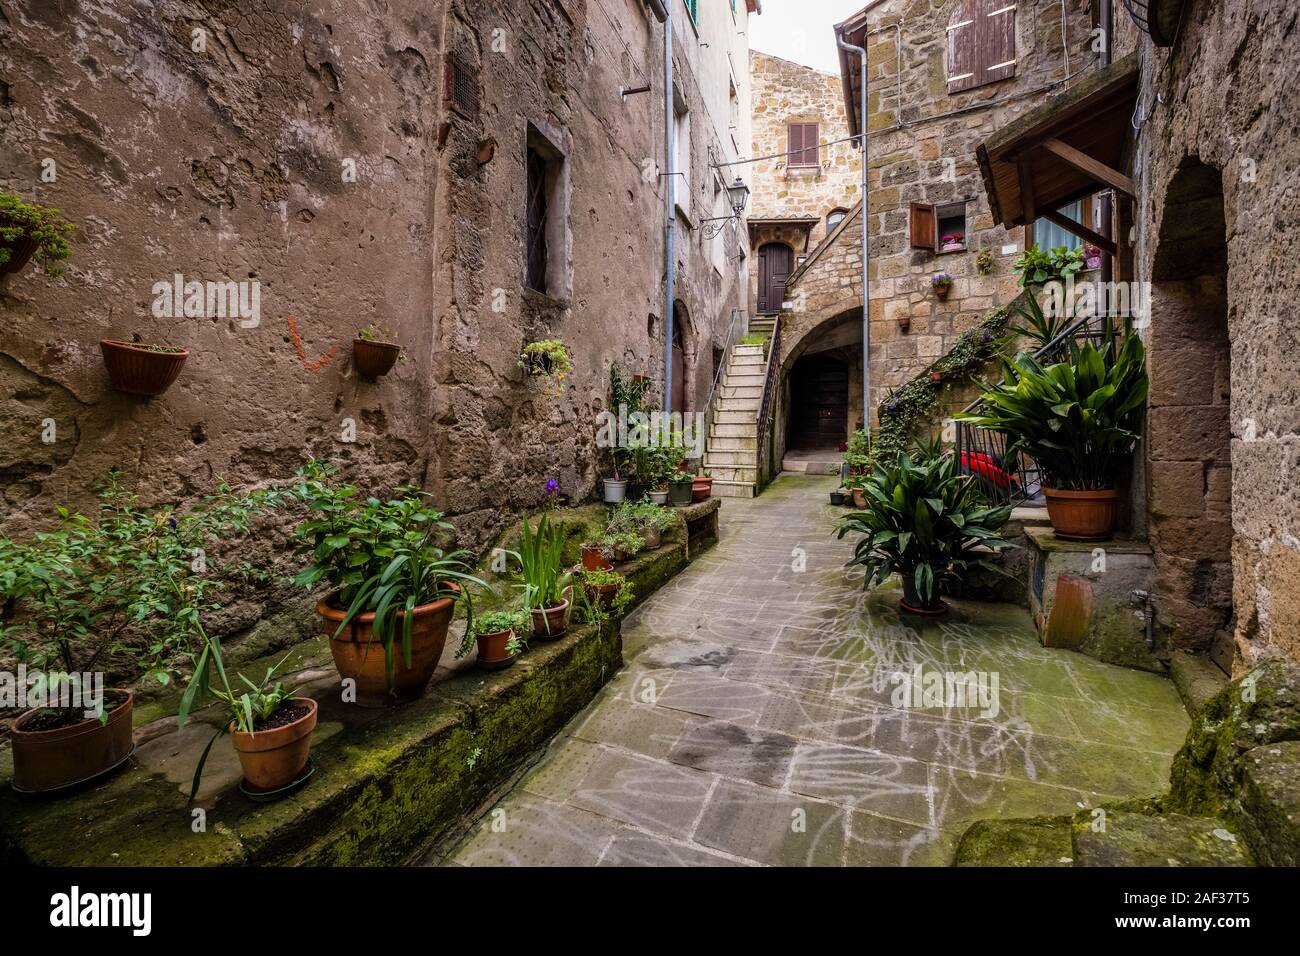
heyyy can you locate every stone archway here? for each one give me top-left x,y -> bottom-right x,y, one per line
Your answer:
1147,156 -> 1234,666
773,306 -> 863,471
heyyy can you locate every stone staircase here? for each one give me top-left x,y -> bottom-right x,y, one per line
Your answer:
703,324 -> 772,498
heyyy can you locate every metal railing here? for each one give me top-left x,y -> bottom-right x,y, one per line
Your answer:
754,314 -> 782,489
954,308 -> 1119,507
699,308 -> 747,465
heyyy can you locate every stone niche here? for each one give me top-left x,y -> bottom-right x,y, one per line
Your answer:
1025,527 -> 1162,672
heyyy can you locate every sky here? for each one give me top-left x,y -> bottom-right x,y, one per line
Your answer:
747,0 -> 873,74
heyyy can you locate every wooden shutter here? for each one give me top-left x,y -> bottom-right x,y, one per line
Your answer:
910,202 -> 936,250
947,0 -> 1017,94
788,123 -> 819,166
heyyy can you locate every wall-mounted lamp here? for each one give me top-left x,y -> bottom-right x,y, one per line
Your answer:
700,176 -> 750,240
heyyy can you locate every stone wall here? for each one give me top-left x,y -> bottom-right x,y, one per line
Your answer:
781,0 -> 1096,427
1118,1 -> 1300,670
0,0 -> 752,652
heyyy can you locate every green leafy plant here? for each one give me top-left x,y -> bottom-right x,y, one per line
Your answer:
519,339 -> 573,376
842,428 -> 872,474
289,462 -> 487,690
465,609 -> 529,658
507,512 -> 570,618
0,192 -> 74,276
740,333 -> 768,348
1013,244 -> 1085,288
958,332 -> 1148,491
357,323 -> 406,363
975,247 -> 995,275
572,567 -> 634,625
609,498 -> 674,535
1008,288 -> 1072,347
836,446 -> 1014,607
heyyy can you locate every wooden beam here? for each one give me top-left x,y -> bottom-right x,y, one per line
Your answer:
1017,150 -> 1037,223
1042,208 -> 1117,256
1041,137 -> 1135,198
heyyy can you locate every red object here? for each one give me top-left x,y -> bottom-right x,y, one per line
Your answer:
959,451 -> 1018,488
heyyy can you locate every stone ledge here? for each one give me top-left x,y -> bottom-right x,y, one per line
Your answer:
1169,650 -> 1229,718
1025,525 -> 1153,555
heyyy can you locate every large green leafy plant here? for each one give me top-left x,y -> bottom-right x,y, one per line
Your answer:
0,192 -> 74,276
1013,244 -> 1085,288
959,333 -> 1148,491
836,446 -> 1013,608
507,513 -> 570,620
289,462 -> 486,688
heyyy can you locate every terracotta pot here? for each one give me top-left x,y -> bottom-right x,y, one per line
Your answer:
100,340 -> 188,396
668,479 -> 693,506
900,575 -> 947,616
586,581 -> 619,609
648,490 -> 669,505
933,283 -> 952,300
530,595 -> 571,640
643,526 -> 662,549
929,371 -> 943,383
581,544 -> 612,572
353,338 -> 401,378
475,629 -> 518,670
1043,487 -> 1119,541
230,697 -> 317,792
851,488 -> 867,508
691,476 -> 713,502
10,690 -> 135,794
316,585 -> 458,707
603,478 -> 628,503
0,227 -> 38,276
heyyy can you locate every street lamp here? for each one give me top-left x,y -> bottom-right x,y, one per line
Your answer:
702,175 -> 750,239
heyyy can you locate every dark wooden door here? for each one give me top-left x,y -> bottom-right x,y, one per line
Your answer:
671,319 -> 686,414
758,242 -> 792,314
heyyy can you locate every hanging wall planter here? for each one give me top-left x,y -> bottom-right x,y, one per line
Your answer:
353,324 -> 403,379
0,193 -> 74,278
100,340 -> 189,396
930,273 -> 953,300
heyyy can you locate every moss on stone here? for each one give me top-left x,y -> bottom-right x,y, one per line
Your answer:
953,816 -> 1074,866
1070,809 -> 1251,867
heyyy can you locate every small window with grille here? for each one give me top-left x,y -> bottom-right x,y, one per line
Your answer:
444,53 -> 479,120
524,124 -> 570,299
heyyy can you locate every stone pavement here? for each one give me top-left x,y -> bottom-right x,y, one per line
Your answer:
438,475 -> 1189,867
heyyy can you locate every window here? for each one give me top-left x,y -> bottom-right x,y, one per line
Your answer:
674,89 -> 691,218
946,0 -> 1017,94
524,124 -> 569,297
909,200 -> 968,251
826,207 -> 849,233
1028,195 -> 1099,251
443,52 -> 479,119
787,122 -> 820,167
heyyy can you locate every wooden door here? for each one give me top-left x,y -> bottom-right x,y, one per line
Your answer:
758,242 -> 792,314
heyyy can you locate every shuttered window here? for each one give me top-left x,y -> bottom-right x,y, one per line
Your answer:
947,0 -> 1017,94
910,202 -> 937,250
787,122 -> 820,167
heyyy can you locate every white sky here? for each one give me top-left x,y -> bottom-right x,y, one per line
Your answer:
748,0 -> 873,74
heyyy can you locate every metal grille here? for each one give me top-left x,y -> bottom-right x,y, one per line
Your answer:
954,310 -> 1118,507
525,150 -> 548,292
444,53 -> 479,119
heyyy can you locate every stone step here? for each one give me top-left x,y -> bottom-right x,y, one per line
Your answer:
724,373 -> 766,388
1009,505 -> 1051,525
706,435 -> 757,452
710,479 -> 756,498
716,400 -> 759,414
710,421 -> 758,437
705,464 -> 758,483
703,449 -> 755,467
720,385 -> 763,401
782,457 -> 840,476
730,354 -> 765,366
733,344 -> 766,355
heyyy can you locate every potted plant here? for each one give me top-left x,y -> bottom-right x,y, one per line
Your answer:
829,488 -> 847,506
974,247 -> 995,276
609,499 -> 672,550
0,471 -> 286,794
182,652 -> 316,799
100,340 -> 189,396
0,192 -> 74,277
691,470 -> 713,502
930,273 -> 953,300
667,474 -> 693,506
599,527 -> 645,562
1013,244 -> 1086,289
291,463 -> 486,707
959,333 -> 1148,540
836,444 -> 1014,614
1084,243 -> 1103,270
577,567 -> 633,613
580,541 -> 613,572
603,456 -> 628,504
519,339 -> 572,399
354,323 -> 404,379
648,485 -> 670,506
508,512 -> 572,640
462,609 -> 528,671
940,232 -> 965,253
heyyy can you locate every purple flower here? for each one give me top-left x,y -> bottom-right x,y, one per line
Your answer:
885,403 -> 897,416
545,479 -> 559,496
168,518 -> 178,529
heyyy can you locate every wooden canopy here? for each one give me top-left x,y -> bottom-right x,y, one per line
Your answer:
976,54 -> 1139,254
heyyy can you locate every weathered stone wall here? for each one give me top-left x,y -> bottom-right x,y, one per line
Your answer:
781,0 -> 1097,427
1121,1 -> 1300,670
0,0 -> 752,653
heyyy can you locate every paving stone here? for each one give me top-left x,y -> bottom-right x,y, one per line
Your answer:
693,778 -> 849,866
844,810 -> 960,866
787,741 -> 932,825
571,697 -> 695,761
452,793 -> 623,867
668,719 -> 798,788
930,766 -> 1093,832
566,747 -> 716,841
597,832 -> 744,866
654,670 -> 772,726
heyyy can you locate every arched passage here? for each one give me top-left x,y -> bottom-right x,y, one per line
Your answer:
1147,156 -> 1234,664
773,306 -> 863,472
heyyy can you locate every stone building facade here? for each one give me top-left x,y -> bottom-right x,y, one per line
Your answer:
0,0 -> 755,647
772,0 -> 1096,457
1109,2 -> 1300,671
747,51 -> 861,319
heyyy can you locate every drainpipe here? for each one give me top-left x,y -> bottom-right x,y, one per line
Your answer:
837,31 -> 870,429
662,4 -> 676,416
